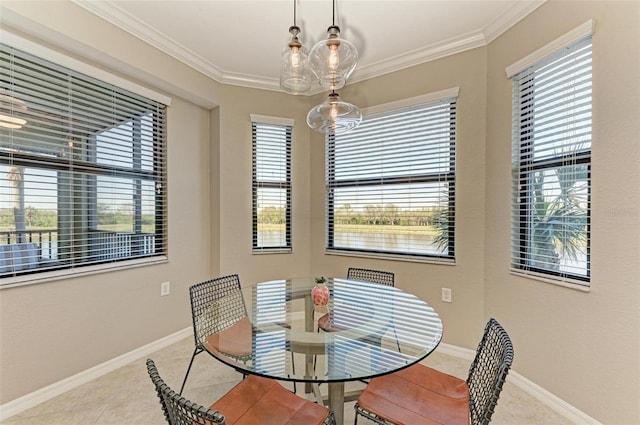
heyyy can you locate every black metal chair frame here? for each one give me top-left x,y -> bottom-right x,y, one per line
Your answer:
345,268 -> 401,352
180,274 -> 247,395
180,274 -> 295,395
149,359 -> 336,425
314,268 -> 400,378
354,317 -> 515,425
148,359 -> 227,425
346,267 -> 394,287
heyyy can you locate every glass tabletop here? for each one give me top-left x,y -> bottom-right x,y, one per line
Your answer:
202,277 -> 443,383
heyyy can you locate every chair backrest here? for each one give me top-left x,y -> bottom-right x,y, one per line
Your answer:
347,267 -> 395,287
466,318 -> 514,425
147,359 -> 226,425
189,274 -> 247,348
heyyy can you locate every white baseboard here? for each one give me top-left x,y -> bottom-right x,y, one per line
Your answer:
507,371 -> 602,425
1,332 -> 600,425
0,327 -> 192,422
436,341 -> 477,360
436,342 -> 601,425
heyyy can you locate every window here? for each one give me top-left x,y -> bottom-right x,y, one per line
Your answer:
510,35 -> 592,285
0,42 -> 167,282
326,89 -> 458,261
251,116 -> 292,253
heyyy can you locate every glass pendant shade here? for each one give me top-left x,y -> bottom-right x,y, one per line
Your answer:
280,26 -> 311,94
0,94 -> 28,129
309,26 -> 358,90
306,92 -> 362,134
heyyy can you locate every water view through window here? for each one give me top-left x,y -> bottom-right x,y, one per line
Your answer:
326,92 -> 458,260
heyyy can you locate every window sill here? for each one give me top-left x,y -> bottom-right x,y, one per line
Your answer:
325,249 -> 455,266
252,249 -> 292,255
0,256 -> 168,290
509,269 -> 590,292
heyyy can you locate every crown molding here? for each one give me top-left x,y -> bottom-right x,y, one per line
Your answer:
350,30 -> 487,85
484,0 -> 546,43
72,0 -> 224,82
72,0 -> 546,94
220,73 -> 281,92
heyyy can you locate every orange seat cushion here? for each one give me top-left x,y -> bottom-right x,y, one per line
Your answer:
357,363 -> 470,425
212,375 -> 330,425
204,317 -> 253,359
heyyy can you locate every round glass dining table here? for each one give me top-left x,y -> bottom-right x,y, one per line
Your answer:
202,277 -> 443,425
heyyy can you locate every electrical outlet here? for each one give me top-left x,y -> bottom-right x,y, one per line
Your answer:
160,281 -> 171,296
441,287 -> 452,303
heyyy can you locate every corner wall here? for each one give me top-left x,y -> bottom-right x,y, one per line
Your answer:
214,84 -> 313,285
309,46 -> 489,349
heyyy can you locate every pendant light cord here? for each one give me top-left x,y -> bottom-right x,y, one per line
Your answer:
293,0 -> 297,26
332,0 -> 336,26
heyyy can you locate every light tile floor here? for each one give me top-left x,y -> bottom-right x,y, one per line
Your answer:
1,336 -> 574,425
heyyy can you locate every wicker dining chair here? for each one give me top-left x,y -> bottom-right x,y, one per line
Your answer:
180,274 -> 296,395
317,268 -> 401,352
148,359 -> 335,425
179,274 -> 248,395
354,318 -> 514,425
347,268 -> 394,287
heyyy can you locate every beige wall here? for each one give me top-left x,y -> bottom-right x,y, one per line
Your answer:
1,1 -> 639,423
215,85 -> 313,285
484,2 -> 640,423
0,94 -> 213,402
309,47 -> 490,348
0,1 -> 217,404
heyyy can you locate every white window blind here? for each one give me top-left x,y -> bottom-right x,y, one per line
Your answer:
511,36 -> 592,285
326,95 -> 457,260
0,43 -> 167,282
252,121 -> 292,252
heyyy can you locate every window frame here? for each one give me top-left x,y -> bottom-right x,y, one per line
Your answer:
325,89 -> 458,262
251,115 -> 293,254
508,26 -> 593,288
0,34 -> 169,286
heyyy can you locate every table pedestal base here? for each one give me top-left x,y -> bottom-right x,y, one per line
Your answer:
308,383 -> 361,425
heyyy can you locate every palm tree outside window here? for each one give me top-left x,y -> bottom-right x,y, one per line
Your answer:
510,35 -> 592,285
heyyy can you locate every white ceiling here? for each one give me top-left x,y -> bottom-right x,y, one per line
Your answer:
74,0 -> 545,93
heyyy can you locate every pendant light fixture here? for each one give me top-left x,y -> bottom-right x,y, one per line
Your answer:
308,0 -> 358,90
306,91 -> 362,134
280,0 -> 311,94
